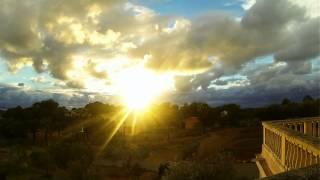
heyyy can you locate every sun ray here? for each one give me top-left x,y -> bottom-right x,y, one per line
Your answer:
131,111 -> 137,136
98,109 -> 131,153
59,117 -> 95,139
94,108 -> 128,134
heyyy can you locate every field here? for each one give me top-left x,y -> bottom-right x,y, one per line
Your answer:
92,127 -> 262,179
0,126 -> 262,179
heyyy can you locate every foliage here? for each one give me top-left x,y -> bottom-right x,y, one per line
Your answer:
103,141 -> 149,161
0,95 -> 319,144
164,152 -> 237,180
49,143 -> 94,169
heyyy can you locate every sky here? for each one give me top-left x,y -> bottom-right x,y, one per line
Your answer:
0,0 -> 319,108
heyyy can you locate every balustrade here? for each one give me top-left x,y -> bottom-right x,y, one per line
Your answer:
257,117 -> 320,178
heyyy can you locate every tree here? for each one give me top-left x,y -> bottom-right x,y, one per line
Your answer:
52,106 -> 70,136
32,99 -> 59,145
281,98 -> 291,105
0,106 -> 28,138
303,95 -> 314,103
29,149 -> 53,177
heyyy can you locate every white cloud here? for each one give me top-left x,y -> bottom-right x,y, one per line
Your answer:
288,0 -> 320,18
31,76 -> 48,83
241,0 -> 256,10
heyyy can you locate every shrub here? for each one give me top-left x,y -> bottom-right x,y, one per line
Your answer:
164,152 -> 236,180
29,149 -> 53,177
49,143 -> 94,169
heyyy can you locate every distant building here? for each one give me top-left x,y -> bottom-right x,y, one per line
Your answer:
220,110 -> 228,117
185,117 -> 201,129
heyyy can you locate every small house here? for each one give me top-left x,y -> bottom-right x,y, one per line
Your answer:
185,117 -> 201,129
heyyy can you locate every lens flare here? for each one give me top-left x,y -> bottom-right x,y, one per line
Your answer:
112,65 -> 173,111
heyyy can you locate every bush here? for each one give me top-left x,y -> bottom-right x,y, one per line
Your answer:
66,160 -> 89,180
49,143 -> 94,169
103,142 -> 149,162
180,142 -> 199,160
164,152 -> 236,180
29,149 -> 53,176
47,142 -> 94,179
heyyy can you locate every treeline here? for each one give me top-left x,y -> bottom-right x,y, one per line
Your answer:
171,95 -> 320,128
0,95 -> 319,142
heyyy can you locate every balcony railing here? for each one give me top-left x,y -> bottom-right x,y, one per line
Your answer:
256,117 -> 320,178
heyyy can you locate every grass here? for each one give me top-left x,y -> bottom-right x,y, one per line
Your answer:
0,126 -> 263,179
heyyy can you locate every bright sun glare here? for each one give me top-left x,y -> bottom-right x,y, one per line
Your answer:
113,66 -> 173,111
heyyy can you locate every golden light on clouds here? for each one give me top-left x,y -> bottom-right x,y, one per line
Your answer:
66,55 -> 174,110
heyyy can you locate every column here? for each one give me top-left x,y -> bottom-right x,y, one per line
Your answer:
263,127 -> 266,144
298,147 -> 305,168
285,142 -> 289,168
281,135 -> 286,166
287,143 -> 293,169
312,122 -> 315,136
307,151 -> 311,166
310,154 -> 315,165
304,121 -> 313,136
291,124 -> 295,130
293,145 -> 298,168
300,123 -> 304,133
303,150 -> 308,167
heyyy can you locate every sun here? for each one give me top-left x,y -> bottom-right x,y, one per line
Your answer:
112,65 -> 173,111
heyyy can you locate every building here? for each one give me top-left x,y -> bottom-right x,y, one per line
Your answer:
185,117 -> 201,130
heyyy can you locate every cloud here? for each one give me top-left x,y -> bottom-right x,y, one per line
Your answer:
17,83 -> 24,87
1,0 -> 318,78
31,76 -> 48,83
166,0 -> 318,92
169,61 -> 320,107
0,0 -> 319,106
274,18 -> 320,62
242,0 -> 320,18
131,0 -> 318,79
174,76 -> 194,92
0,0 -> 130,85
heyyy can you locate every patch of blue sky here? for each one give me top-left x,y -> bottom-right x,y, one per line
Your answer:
131,0 -> 244,18
219,74 -> 248,81
0,60 -> 32,85
254,55 -> 274,64
0,59 -> 54,89
311,57 -> 320,72
208,74 -> 249,90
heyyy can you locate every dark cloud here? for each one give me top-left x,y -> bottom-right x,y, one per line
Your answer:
241,0 -> 305,31
274,18 -> 320,62
17,83 -> 24,87
168,59 -> 320,107
0,83 -> 111,108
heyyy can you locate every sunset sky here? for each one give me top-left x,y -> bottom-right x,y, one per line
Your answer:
0,0 -> 319,108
